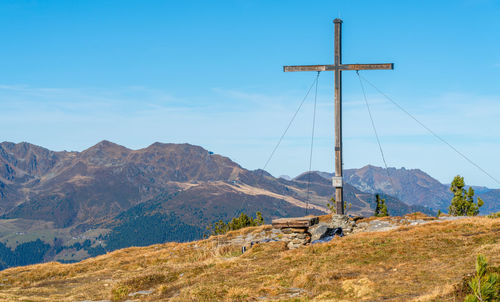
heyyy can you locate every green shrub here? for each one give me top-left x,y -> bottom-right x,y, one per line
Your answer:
374,194 -> 389,217
449,175 -> 483,216
465,255 -> 499,302
327,197 -> 351,215
207,212 -> 264,236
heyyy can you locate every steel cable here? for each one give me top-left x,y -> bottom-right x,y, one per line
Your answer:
358,73 -> 500,187
357,71 -> 396,195
261,72 -> 321,173
305,72 -> 320,215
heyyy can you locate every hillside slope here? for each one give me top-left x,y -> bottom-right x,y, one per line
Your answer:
0,216 -> 498,301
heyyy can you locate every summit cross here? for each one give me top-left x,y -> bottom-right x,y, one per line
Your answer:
284,19 -> 394,215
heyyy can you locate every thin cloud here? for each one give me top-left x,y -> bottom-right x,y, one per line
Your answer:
0,84 -> 187,114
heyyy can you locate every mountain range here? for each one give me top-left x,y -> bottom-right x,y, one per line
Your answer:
340,165 -> 499,213
0,140 -> 496,268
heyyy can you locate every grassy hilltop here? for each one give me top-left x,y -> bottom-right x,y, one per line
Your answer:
0,215 -> 498,301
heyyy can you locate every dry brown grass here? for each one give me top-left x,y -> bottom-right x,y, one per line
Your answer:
357,212 -> 436,224
0,216 -> 498,301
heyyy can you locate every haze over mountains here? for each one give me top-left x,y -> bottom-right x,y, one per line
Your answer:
0,140 -> 496,268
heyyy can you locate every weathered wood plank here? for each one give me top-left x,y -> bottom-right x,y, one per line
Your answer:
340,63 -> 394,70
283,65 -> 335,72
284,63 -> 393,72
272,216 -> 319,228
334,20 -> 343,215
281,227 -> 309,233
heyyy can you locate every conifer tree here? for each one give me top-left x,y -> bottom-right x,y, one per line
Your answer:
449,175 -> 484,216
374,194 -> 389,217
255,212 -> 264,225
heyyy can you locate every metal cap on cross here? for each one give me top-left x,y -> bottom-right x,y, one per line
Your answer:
284,19 -> 394,215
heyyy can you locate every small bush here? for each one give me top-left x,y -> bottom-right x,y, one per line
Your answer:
327,197 -> 351,214
465,255 -> 500,302
449,175 -> 483,216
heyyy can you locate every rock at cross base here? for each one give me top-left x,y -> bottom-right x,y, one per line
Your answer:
330,214 -> 356,234
271,216 -> 319,249
309,214 -> 358,242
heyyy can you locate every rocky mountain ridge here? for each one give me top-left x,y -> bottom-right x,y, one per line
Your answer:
318,165 -> 499,213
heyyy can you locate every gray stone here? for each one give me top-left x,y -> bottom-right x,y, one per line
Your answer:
293,233 -> 308,240
356,222 -> 368,229
129,289 -> 153,296
409,219 -> 427,225
366,220 -> 397,232
244,234 -> 255,241
287,242 -> 303,249
438,216 -> 467,221
330,214 -> 356,233
309,223 -> 330,242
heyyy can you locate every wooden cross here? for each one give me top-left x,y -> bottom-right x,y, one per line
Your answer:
284,19 -> 394,215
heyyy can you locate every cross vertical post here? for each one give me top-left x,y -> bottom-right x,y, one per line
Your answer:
283,19 -> 393,215
333,18 -> 343,215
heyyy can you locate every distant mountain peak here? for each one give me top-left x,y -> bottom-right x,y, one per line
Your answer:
293,171 -> 328,184
142,142 -> 207,153
147,142 -> 168,148
90,140 -> 130,151
358,164 -> 428,174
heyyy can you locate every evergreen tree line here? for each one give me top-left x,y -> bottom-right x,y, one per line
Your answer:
0,238 -> 109,270
103,213 -> 204,251
68,239 -> 106,257
206,212 -> 264,236
0,239 -> 50,270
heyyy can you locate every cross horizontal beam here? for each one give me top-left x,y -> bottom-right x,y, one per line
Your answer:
283,63 -> 394,72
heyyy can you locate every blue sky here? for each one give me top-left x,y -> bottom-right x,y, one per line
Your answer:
1,0 -> 500,187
